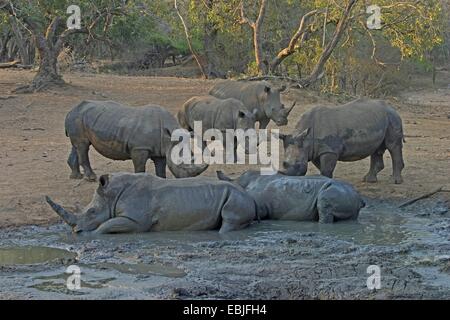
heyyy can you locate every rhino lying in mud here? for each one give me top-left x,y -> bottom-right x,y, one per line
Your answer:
280,98 -> 405,184
65,100 -> 208,181
209,80 -> 296,129
217,170 -> 365,223
46,173 -> 257,234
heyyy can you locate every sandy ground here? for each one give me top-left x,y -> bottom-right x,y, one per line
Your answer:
0,69 -> 449,228
1,69 -> 450,300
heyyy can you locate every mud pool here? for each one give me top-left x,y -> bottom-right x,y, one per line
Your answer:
0,198 -> 449,299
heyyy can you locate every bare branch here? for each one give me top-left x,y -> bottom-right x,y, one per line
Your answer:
299,0 -> 358,87
174,0 -> 207,78
270,9 -> 320,72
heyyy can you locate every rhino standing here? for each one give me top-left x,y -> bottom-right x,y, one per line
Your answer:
65,100 -> 207,181
178,95 -> 257,157
46,173 -> 257,234
209,80 -> 295,129
177,95 -> 256,133
217,170 -> 365,223
280,98 -> 405,184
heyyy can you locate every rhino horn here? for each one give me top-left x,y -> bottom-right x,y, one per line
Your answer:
216,170 -> 233,182
286,101 -> 296,115
45,196 -> 77,227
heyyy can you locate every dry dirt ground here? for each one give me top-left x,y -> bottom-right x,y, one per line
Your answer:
0,69 -> 449,228
1,69 -> 450,300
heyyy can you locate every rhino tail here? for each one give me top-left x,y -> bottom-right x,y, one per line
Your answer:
216,170 -> 233,182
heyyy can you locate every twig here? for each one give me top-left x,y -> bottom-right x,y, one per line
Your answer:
398,186 -> 444,208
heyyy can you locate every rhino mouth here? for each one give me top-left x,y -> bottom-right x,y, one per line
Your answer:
45,196 -> 78,228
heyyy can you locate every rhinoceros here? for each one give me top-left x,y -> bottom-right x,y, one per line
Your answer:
209,80 -> 295,129
177,95 -> 256,133
280,98 -> 405,184
217,170 -> 364,223
65,100 -> 207,181
178,95 -> 257,157
46,173 -> 257,234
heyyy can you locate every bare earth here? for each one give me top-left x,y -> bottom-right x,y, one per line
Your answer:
0,69 -> 449,228
1,70 -> 450,300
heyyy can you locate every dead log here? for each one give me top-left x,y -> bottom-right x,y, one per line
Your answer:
398,187 -> 444,208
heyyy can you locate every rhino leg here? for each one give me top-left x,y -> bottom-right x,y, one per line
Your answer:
94,217 -> 141,234
67,146 -> 82,179
387,143 -> 404,184
219,191 -> 255,233
76,142 -> 96,181
319,153 -> 338,178
152,157 -> 167,178
259,118 -> 270,130
363,148 -> 385,183
131,149 -> 149,173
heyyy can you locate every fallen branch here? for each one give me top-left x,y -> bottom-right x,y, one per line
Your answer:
0,95 -> 17,100
0,60 -> 19,68
238,75 -> 302,84
398,186 -> 444,208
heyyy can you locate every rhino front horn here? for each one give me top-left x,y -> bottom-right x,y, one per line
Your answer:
45,196 -> 77,227
286,101 -> 296,115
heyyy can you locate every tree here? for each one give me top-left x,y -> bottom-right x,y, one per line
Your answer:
0,0 -> 127,92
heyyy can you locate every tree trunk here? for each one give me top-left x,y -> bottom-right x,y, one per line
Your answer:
240,0 -> 268,75
299,0 -> 357,87
0,31 -> 11,62
14,35 -> 64,93
9,17 -> 33,65
174,0 -> 208,79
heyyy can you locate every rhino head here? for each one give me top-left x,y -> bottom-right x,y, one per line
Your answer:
279,128 -> 311,176
259,84 -> 296,126
164,129 -> 209,178
46,175 -> 115,233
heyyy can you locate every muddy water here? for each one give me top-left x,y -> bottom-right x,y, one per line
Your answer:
0,247 -> 77,266
1,198 -> 449,299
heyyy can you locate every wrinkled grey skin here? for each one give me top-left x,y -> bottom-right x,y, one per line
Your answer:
65,100 -> 208,181
178,95 -> 257,154
280,98 -> 405,184
209,80 -> 295,129
217,170 -> 365,223
46,173 -> 257,234
178,95 -> 256,132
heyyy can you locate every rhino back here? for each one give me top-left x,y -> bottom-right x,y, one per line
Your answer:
184,96 -> 241,132
298,99 -> 393,160
249,175 -> 330,220
118,175 -> 250,231
210,81 -> 264,114
68,101 -> 178,160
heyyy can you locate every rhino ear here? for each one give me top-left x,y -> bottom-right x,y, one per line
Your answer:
99,174 -> 109,188
264,86 -> 271,93
277,133 -> 289,141
238,110 -> 246,118
164,128 -> 172,138
294,128 -> 310,140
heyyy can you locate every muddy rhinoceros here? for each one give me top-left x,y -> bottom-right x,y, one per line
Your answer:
65,100 -> 208,181
280,98 -> 405,184
177,95 -> 257,157
209,80 -> 295,129
177,95 -> 256,133
217,170 -> 365,223
46,173 -> 257,234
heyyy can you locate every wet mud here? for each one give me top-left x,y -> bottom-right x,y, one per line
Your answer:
0,197 -> 449,299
